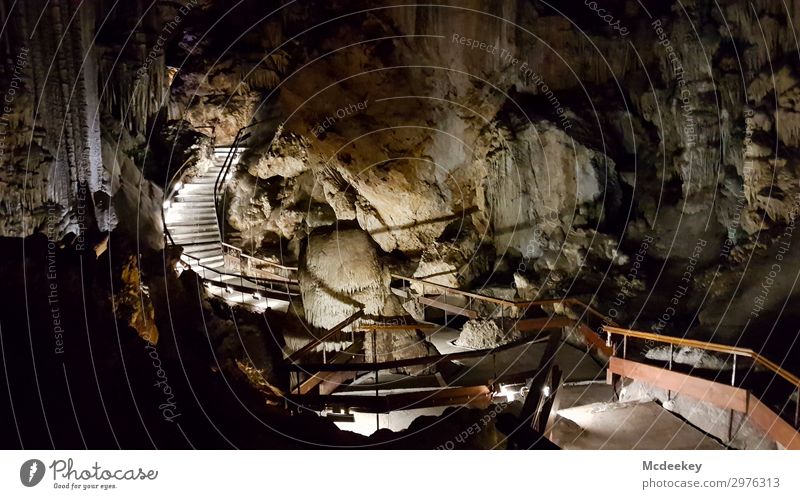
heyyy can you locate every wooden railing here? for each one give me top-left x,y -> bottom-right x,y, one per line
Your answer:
391,274 -> 616,321
358,323 -> 437,332
284,310 -> 365,364
604,325 -> 800,432
390,273 -> 615,356
603,326 -> 800,389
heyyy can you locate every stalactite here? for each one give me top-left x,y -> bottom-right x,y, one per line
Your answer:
19,0 -> 114,236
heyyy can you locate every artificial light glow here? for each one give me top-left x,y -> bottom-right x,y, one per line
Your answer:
497,384 -> 516,402
542,385 -> 551,397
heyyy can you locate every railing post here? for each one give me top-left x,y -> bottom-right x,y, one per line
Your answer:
795,388 -> 799,428
373,329 -> 379,432
605,330 -> 612,348
444,288 -> 448,326
623,336 -> 627,359
731,354 -> 737,386
668,344 -> 673,370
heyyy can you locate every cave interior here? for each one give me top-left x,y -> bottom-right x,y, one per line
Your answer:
1,0 -> 800,450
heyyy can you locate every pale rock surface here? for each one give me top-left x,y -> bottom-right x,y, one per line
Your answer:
644,345 -> 731,370
455,319 -> 521,349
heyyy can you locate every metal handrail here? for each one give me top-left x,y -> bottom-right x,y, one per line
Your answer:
213,120 -> 266,240
212,128 -> 246,241
162,125 -> 216,247
603,325 -> 800,390
391,273 -> 613,357
179,252 -> 299,296
392,274 -> 799,429
390,273 -> 617,324
221,242 -> 299,272
211,121 -> 300,279
194,125 -> 217,142
393,273 -> 800,390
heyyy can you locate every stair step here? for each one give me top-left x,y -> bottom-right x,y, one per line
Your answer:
173,236 -> 221,245
166,221 -> 218,229
166,216 -> 218,224
166,219 -> 218,227
169,198 -> 216,204
166,206 -> 217,212
180,242 -> 220,252
166,212 -> 217,218
204,260 -> 229,271
166,218 -> 218,226
184,247 -> 223,258
197,254 -> 224,264
173,233 -> 220,241
165,216 -> 217,224
178,190 -> 215,197
174,195 -> 215,202
168,226 -> 219,236
165,217 -> 217,225
171,202 -> 216,208
179,184 -> 216,192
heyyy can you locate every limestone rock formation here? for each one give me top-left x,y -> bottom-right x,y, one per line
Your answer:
298,228 -> 393,330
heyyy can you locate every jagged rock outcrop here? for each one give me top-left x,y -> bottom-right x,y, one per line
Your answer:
455,319 -> 521,349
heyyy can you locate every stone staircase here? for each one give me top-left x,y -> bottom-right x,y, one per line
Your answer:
164,146 -> 295,312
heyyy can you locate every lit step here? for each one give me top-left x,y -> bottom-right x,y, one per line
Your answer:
166,206 -> 217,213
185,247 -> 223,258
179,184 -> 216,193
172,236 -> 220,245
179,242 -> 220,252
168,226 -> 219,235
173,194 -> 215,202
165,217 -> 216,225
166,219 -> 218,227
197,254 -> 224,264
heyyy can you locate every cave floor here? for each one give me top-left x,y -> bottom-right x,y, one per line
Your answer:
549,384 -> 724,450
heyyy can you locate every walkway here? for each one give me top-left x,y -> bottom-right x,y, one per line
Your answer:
164,146 -> 296,312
